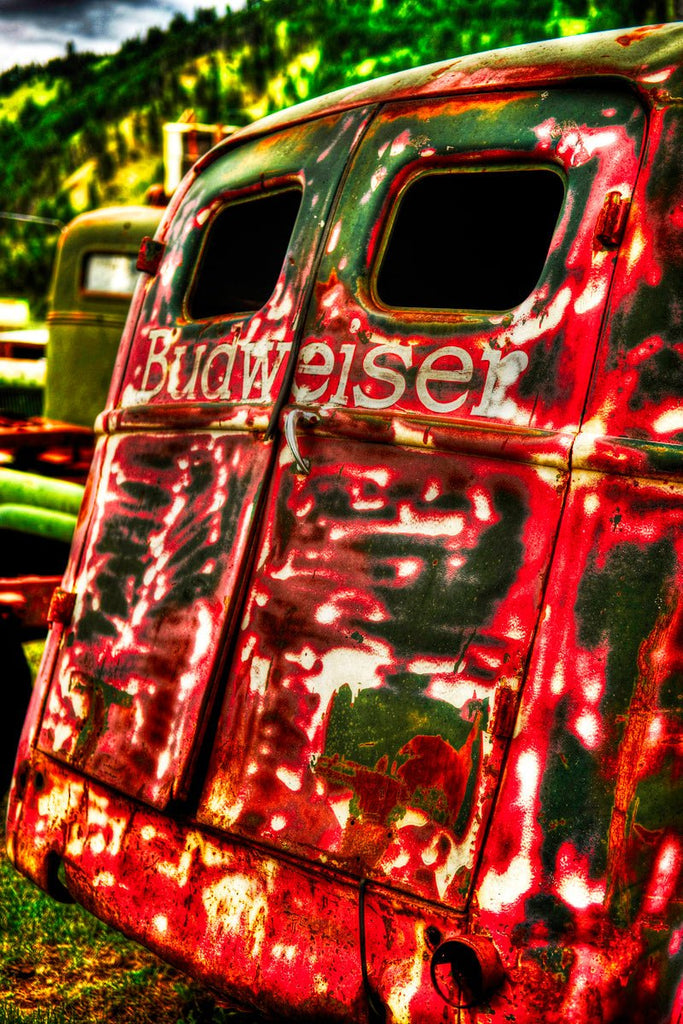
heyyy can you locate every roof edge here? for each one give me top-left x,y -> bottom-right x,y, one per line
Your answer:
198,23 -> 683,171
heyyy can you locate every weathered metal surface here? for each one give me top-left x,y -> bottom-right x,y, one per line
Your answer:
472,469 -> 682,1022
294,87 -> 643,432
7,24 -> 683,1024
115,108 -> 373,421
198,437 -> 565,911
36,431 -> 273,806
46,205 -> 164,429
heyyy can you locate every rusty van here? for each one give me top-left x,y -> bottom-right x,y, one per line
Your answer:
7,24 -> 683,1024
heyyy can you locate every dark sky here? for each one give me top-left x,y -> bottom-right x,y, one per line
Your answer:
0,1 -> 231,72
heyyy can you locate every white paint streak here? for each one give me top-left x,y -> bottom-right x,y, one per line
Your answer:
276,767 -> 302,792
654,408 -> 683,435
249,656 -> 271,695
202,872 -> 272,962
478,750 -> 540,911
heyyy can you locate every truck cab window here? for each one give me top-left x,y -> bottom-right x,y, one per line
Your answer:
83,253 -> 139,297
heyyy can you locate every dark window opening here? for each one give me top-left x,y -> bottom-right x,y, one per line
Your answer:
188,186 -> 302,320
375,168 -> 565,312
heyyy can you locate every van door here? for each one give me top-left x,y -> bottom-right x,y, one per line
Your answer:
36,108 -> 374,808
198,87 -> 646,910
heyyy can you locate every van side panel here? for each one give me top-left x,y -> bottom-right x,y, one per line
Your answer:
474,469 -> 683,1023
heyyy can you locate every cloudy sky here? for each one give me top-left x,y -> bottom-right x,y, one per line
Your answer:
0,1 -> 232,73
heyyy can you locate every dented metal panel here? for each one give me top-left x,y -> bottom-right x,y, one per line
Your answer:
473,468 -> 683,1023
36,431 -> 273,806
199,435 -> 566,910
6,25 -> 683,1024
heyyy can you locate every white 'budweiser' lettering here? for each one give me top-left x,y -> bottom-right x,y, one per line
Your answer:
133,329 -> 528,418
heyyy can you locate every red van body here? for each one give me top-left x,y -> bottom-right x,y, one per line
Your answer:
7,25 -> 683,1024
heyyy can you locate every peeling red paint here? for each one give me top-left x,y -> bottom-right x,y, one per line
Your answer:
7,25 -> 683,1024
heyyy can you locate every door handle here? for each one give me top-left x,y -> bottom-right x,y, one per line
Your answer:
284,408 -> 319,474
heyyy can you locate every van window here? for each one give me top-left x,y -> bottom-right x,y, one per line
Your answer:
82,252 -> 139,297
188,186 -> 302,320
375,167 -> 564,312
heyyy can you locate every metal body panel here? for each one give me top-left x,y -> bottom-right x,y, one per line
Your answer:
36,430 -> 273,807
583,103 -> 683,454
473,468 -> 683,1023
9,752 -> 471,1024
199,434 -> 565,911
294,88 -> 644,433
7,25 -> 683,1024
118,110 -> 373,420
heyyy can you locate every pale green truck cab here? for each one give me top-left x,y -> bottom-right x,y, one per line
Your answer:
45,205 -> 164,429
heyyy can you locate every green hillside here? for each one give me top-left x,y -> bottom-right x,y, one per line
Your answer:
0,0 -> 672,315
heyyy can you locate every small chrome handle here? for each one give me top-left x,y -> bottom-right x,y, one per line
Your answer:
284,408 -> 319,474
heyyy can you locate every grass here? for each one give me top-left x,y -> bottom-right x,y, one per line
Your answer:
0,801 -> 259,1022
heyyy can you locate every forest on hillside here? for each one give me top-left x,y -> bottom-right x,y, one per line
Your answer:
0,0 -> 677,314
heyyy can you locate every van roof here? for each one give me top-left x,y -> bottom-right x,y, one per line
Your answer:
199,23 -> 683,169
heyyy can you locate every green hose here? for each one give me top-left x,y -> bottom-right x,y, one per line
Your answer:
0,503 -> 78,544
0,467 -> 84,516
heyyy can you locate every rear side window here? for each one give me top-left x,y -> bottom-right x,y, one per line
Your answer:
83,252 -> 139,297
375,167 -> 564,312
188,186 -> 302,320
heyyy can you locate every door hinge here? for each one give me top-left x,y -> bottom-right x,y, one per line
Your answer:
596,191 -> 630,250
136,236 -> 165,276
490,680 -> 519,738
47,587 -> 77,627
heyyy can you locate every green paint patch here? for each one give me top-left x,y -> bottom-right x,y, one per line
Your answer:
523,893 -> 573,940
323,673 -> 485,832
325,673 -> 474,771
576,538 -> 676,720
660,669 -> 683,713
354,482 -> 527,659
523,943 -> 573,983
631,346 -> 683,410
71,674 -> 134,760
634,754 -> 683,833
618,438 -> 683,474
539,699 -> 612,877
